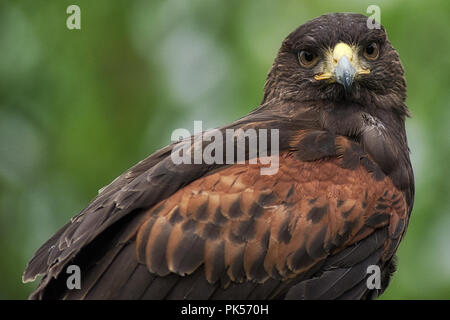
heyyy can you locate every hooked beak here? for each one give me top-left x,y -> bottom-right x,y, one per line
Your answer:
314,42 -> 370,92
335,55 -> 356,91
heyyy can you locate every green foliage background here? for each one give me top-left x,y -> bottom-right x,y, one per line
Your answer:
0,0 -> 449,299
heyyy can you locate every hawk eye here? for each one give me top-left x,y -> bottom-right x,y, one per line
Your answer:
363,42 -> 379,60
298,50 -> 319,68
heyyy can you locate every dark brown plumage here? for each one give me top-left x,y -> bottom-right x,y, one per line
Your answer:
23,13 -> 414,300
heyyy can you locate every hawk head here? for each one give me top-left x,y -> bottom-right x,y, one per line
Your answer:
263,13 -> 407,116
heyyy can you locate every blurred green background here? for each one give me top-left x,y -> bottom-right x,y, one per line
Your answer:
0,0 -> 449,299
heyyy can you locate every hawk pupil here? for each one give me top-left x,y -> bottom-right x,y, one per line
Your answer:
366,43 -> 375,55
298,50 -> 318,68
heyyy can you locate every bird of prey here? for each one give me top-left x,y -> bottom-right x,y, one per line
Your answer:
23,13 -> 414,300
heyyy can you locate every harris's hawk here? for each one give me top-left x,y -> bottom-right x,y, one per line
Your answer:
23,13 -> 414,300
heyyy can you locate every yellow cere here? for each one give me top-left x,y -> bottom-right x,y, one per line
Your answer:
314,42 -> 370,81
332,42 -> 354,63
